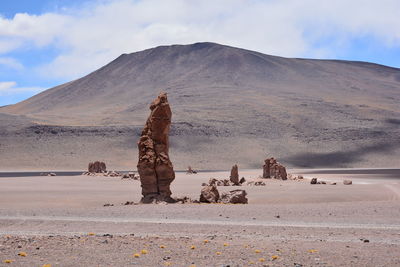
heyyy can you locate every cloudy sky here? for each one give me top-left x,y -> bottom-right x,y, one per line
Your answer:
1,0 -> 400,106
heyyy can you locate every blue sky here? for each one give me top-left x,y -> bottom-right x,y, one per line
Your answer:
1,0 -> 400,106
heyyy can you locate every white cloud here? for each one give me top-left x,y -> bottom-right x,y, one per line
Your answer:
0,81 -> 45,95
0,81 -> 16,90
0,57 -> 23,70
0,0 -> 399,80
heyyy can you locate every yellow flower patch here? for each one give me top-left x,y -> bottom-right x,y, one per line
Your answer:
3,259 -> 13,263
18,252 -> 27,257
141,249 -> 148,254
259,258 -> 266,262
271,255 -> 279,260
133,253 -> 140,258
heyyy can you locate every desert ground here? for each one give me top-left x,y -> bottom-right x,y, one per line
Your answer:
0,169 -> 399,266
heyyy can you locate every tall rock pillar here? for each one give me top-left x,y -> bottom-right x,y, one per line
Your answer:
137,93 -> 175,203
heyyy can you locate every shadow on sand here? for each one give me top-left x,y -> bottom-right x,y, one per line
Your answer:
284,141 -> 400,168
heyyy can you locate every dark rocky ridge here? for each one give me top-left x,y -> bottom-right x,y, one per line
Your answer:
0,42 -> 399,170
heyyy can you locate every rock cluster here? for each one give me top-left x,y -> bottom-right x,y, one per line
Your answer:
199,185 -> 247,204
310,177 -> 338,185
137,93 -> 175,203
199,185 -> 220,203
121,172 -> 138,180
88,161 -> 107,173
262,157 -> 287,180
205,177 -> 246,187
246,180 -> 266,186
220,190 -> 248,204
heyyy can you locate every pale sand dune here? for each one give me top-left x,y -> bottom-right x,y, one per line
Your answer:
0,169 -> 399,266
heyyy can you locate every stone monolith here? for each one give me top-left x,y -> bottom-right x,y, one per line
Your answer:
137,93 -> 175,203
230,164 -> 239,185
262,157 -> 287,180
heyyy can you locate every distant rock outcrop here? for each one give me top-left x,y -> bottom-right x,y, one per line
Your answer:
88,161 -> 107,173
262,157 -> 287,180
230,164 -> 239,185
137,93 -> 175,203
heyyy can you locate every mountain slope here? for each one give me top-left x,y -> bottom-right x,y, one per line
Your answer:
1,42 -> 400,170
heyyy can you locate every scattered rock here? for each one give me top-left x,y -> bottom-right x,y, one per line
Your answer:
137,93 -> 175,203
310,178 -> 318,184
47,173 -> 56,176
103,203 -> 114,207
330,182 -> 337,185
220,189 -> 248,204
88,161 -> 107,173
254,181 -> 266,186
200,185 -> 220,203
186,166 -> 197,174
239,177 -> 246,184
208,178 -> 218,186
230,164 -> 239,185
263,157 -> 287,180
343,180 -> 353,185
174,196 -> 198,204
122,201 -> 136,205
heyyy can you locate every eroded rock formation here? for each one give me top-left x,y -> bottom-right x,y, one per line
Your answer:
137,93 -> 175,203
88,161 -> 107,173
262,157 -> 287,180
230,164 -> 239,185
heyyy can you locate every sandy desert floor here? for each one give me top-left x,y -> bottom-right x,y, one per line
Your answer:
0,169 -> 399,266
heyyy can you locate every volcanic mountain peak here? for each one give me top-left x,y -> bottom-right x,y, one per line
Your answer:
1,42 -> 399,169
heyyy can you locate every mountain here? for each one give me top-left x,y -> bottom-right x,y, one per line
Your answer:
1,42 -> 400,170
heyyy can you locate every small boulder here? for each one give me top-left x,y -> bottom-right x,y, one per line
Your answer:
220,190 -> 248,204
239,177 -> 246,184
88,161 -> 107,173
343,180 -> 353,185
200,185 -> 220,203
310,178 -> 317,184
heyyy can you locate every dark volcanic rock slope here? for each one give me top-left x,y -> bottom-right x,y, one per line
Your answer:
1,42 -> 400,170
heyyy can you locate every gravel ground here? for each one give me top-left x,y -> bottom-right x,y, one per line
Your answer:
0,170 -> 399,266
